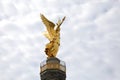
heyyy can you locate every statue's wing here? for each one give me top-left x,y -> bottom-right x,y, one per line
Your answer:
43,31 -> 51,41
40,14 -> 55,40
40,14 -> 55,28
55,16 -> 66,32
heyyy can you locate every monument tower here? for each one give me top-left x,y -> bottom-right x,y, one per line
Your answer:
40,14 -> 66,80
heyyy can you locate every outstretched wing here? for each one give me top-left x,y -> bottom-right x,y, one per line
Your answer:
55,16 -> 66,33
40,14 -> 55,40
40,14 -> 55,28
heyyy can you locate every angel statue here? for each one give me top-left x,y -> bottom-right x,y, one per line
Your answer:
40,14 -> 66,58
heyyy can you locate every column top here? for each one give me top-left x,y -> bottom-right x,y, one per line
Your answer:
40,57 -> 66,73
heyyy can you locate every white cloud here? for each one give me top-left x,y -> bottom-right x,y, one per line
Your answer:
0,0 -> 120,80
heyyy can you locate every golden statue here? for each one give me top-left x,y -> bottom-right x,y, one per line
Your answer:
40,14 -> 65,58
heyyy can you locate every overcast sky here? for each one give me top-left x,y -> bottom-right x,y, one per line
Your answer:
0,0 -> 120,80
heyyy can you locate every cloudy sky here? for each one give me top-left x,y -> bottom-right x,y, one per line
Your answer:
0,0 -> 120,80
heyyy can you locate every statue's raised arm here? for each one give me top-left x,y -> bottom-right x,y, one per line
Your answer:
40,14 -> 66,58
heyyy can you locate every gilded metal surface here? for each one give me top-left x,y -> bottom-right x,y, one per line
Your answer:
40,14 -> 65,57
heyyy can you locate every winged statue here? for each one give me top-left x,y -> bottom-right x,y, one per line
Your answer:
40,14 -> 66,58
